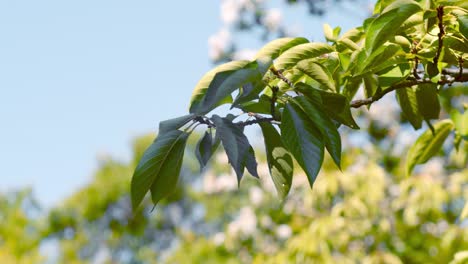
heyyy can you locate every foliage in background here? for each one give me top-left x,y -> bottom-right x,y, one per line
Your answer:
1,129 -> 467,263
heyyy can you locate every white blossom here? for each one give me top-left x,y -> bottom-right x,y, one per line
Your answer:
203,172 -> 237,194
212,232 -> 226,246
420,157 -> 445,178
249,186 -> 264,206
276,224 -> 292,239
233,49 -> 257,60
221,0 -> 242,24
263,8 -> 283,31
227,206 -> 257,236
208,29 -> 231,61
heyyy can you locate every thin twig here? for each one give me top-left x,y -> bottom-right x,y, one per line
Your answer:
433,6 -> 445,64
270,67 -> 294,88
270,86 -> 279,120
236,117 -> 278,127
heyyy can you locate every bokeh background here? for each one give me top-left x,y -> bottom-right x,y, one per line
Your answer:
1,0 -> 467,263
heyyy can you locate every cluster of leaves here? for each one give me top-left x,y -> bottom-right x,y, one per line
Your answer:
131,0 -> 468,210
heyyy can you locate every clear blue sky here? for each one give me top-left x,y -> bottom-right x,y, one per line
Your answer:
0,1 -> 363,206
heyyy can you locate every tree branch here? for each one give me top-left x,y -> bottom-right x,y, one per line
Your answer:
349,68 -> 468,108
236,117 -> 278,127
270,67 -> 294,88
433,6 -> 445,64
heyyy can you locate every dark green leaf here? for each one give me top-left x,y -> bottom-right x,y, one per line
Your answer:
416,83 -> 440,120
150,132 -> 189,205
189,60 -> 262,114
231,80 -> 265,108
212,115 -> 257,183
159,114 -> 195,134
195,131 -> 218,171
237,94 -> 272,114
292,96 -> 342,168
406,119 -> 454,175
296,83 -> 359,129
131,130 -> 189,210
259,122 -> 293,199
281,102 -> 325,187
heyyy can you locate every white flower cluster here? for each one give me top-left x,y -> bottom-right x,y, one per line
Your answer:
209,0 -> 284,61
227,206 -> 257,237
208,29 -> 232,61
263,8 -> 283,31
203,171 -> 238,194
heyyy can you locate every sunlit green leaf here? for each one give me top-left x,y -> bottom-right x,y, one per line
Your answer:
396,86 -> 423,129
378,63 -> 411,87
274,43 -> 334,69
297,60 -> 335,91
406,119 -> 454,175
365,0 -> 422,53
259,122 -> 293,199
363,74 -> 379,99
255,37 -> 309,61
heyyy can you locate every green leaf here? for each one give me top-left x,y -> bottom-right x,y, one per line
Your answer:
396,87 -> 423,129
231,81 -> 265,108
337,38 -> 361,51
292,96 -> 342,168
457,14 -> 468,37
195,131 -> 219,171
131,130 -> 189,210
281,102 -> 325,187
461,201 -> 468,220
357,43 -> 401,75
212,115 -> 258,183
255,37 -> 309,61
416,83 -> 440,120
365,0 -> 422,53
406,119 -> 454,175
259,122 -> 294,199
237,94 -> 272,114
363,74 -> 379,99
189,60 -> 261,114
323,24 -> 335,42
451,110 -> 468,140
297,83 -> 359,129
274,43 -> 335,69
159,114 -> 195,134
296,60 -> 335,91
377,63 -> 411,87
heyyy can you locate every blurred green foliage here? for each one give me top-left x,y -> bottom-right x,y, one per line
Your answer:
1,126 -> 467,263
